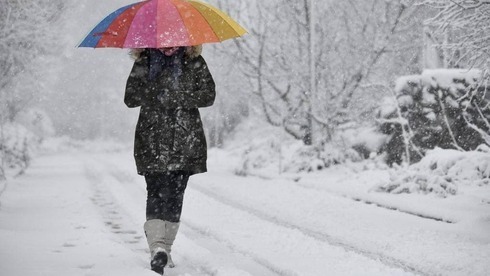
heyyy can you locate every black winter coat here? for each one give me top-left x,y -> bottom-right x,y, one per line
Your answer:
124,49 -> 215,175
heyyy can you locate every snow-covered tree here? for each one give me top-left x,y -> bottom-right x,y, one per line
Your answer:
420,0 -> 490,71
0,0 -> 65,178
415,0 -> 490,157
228,0 -> 422,146
0,0 -> 64,121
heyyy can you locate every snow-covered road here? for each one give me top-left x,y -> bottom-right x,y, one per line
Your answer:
1,149 -> 489,276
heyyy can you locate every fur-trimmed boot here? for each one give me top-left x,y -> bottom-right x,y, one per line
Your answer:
144,219 -> 168,275
163,221 -> 180,268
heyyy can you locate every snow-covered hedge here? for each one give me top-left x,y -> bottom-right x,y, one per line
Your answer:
377,69 -> 490,165
375,146 -> 490,197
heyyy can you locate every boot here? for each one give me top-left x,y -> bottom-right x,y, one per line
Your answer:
144,219 -> 168,275
163,221 -> 180,268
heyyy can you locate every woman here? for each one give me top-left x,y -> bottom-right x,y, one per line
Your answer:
124,45 -> 215,275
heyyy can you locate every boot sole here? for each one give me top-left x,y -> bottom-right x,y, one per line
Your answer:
151,251 -> 168,275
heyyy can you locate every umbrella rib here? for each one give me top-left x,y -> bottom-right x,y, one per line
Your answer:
170,0 -> 218,45
124,0 -> 158,48
103,2 -> 147,48
172,0 -> 193,46
190,8 -> 224,40
78,2 -> 138,47
187,0 -> 245,39
155,0 -> 160,47
200,8 -> 240,40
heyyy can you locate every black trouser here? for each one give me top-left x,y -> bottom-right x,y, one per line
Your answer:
145,171 -> 190,223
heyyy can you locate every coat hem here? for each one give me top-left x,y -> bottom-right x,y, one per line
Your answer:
137,165 -> 207,176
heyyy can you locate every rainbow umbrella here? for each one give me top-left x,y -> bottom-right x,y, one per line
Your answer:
78,0 -> 246,48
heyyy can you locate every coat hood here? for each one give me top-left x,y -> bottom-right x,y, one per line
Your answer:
130,45 -> 203,60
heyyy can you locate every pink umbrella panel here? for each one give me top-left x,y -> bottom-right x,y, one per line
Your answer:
78,0 -> 246,48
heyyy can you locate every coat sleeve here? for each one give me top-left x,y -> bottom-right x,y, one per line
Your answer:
159,56 -> 216,109
124,57 -> 155,108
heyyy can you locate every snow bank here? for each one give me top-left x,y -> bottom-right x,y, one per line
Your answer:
375,146 -> 490,197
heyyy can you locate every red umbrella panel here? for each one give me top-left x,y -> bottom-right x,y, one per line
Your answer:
79,0 -> 246,48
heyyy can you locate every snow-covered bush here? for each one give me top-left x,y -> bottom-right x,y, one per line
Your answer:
340,125 -> 388,159
231,118 -> 368,175
377,69 -> 490,165
235,138 -> 364,175
284,143 -> 362,173
234,136 -> 283,176
0,123 -> 39,177
375,146 -> 490,197
0,107 -> 56,179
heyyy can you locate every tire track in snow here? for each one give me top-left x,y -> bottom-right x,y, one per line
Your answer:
294,180 -> 455,224
190,184 -> 429,276
348,196 -> 453,223
181,221 -> 298,276
249,172 -> 454,224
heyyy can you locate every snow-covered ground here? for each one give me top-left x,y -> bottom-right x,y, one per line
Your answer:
3,0 -> 489,275
1,140 -> 489,276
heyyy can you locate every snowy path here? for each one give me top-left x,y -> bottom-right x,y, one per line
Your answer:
1,150 -> 489,275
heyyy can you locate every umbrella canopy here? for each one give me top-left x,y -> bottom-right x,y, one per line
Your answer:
78,0 -> 246,48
